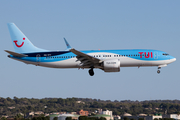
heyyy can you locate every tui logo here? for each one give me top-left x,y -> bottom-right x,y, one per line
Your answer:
139,52 -> 153,58
13,38 -> 25,48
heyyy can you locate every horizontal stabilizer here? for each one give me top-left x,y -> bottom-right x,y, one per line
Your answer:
4,50 -> 28,57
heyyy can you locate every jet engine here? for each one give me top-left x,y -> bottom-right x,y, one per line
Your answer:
103,59 -> 120,72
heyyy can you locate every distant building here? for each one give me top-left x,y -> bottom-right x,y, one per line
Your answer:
113,115 -> 121,120
102,110 -> 113,117
49,114 -> 79,120
26,112 -> 35,118
98,109 -> 102,114
117,114 -> 180,120
8,107 -> 15,109
45,113 -> 49,116
146,115 -> 162,120
163,114 -> 180,119
34,111 -> 44,115
121,114 -> 155,120
121,116 -> 146,120
2,115 -> 8,118
70,112 -> 77,115
76,101 -> 85,104
58,114 -> 79,120
122,113 -> 132,116
139,114 -> 147,116
77,110 -> 89,116
29,112 -> 35,116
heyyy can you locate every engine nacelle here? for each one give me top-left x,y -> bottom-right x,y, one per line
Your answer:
103,59 -> 120,72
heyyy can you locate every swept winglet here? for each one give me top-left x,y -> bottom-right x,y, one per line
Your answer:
64,38 -> 72,50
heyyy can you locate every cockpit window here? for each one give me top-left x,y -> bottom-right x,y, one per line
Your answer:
163,53 -> 169,56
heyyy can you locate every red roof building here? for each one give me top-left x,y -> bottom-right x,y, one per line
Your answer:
77,110 -> 89,116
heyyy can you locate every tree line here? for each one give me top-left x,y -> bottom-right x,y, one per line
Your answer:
1,97 -> 180,117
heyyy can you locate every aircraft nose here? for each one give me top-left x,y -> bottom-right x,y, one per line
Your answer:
173,58 -> 176,62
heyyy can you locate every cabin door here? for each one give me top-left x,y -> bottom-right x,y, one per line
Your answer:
154,52 -> 158,59
36,54 -> 41,62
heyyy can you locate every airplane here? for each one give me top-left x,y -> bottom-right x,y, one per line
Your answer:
5,23 -> 176,76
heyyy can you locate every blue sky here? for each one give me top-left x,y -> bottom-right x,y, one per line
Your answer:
0,1 -> 179,101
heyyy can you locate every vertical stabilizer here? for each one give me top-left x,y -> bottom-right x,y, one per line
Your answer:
7,23 -> 48,53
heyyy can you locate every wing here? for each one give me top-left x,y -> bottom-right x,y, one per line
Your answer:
63,38 -> 102,67
70,48 -> 102,67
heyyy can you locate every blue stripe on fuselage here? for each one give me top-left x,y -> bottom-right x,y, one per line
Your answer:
11,49 -> 174,62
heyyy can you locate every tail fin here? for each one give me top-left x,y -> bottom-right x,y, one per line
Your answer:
7,23 -> 48,53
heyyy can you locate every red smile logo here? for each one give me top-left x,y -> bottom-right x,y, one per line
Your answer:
14,38 -> 25,48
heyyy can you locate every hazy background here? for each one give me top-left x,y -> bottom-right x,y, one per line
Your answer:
0,0 -> 179,101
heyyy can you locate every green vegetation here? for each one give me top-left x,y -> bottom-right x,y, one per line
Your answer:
1,117 -> 7,120
1,97 -> 180,117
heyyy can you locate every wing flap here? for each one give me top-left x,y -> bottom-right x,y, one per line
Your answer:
70,48 -> 102,67
70,48 -> 101,63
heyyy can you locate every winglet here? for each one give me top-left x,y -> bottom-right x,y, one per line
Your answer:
64,38 -> 72,50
